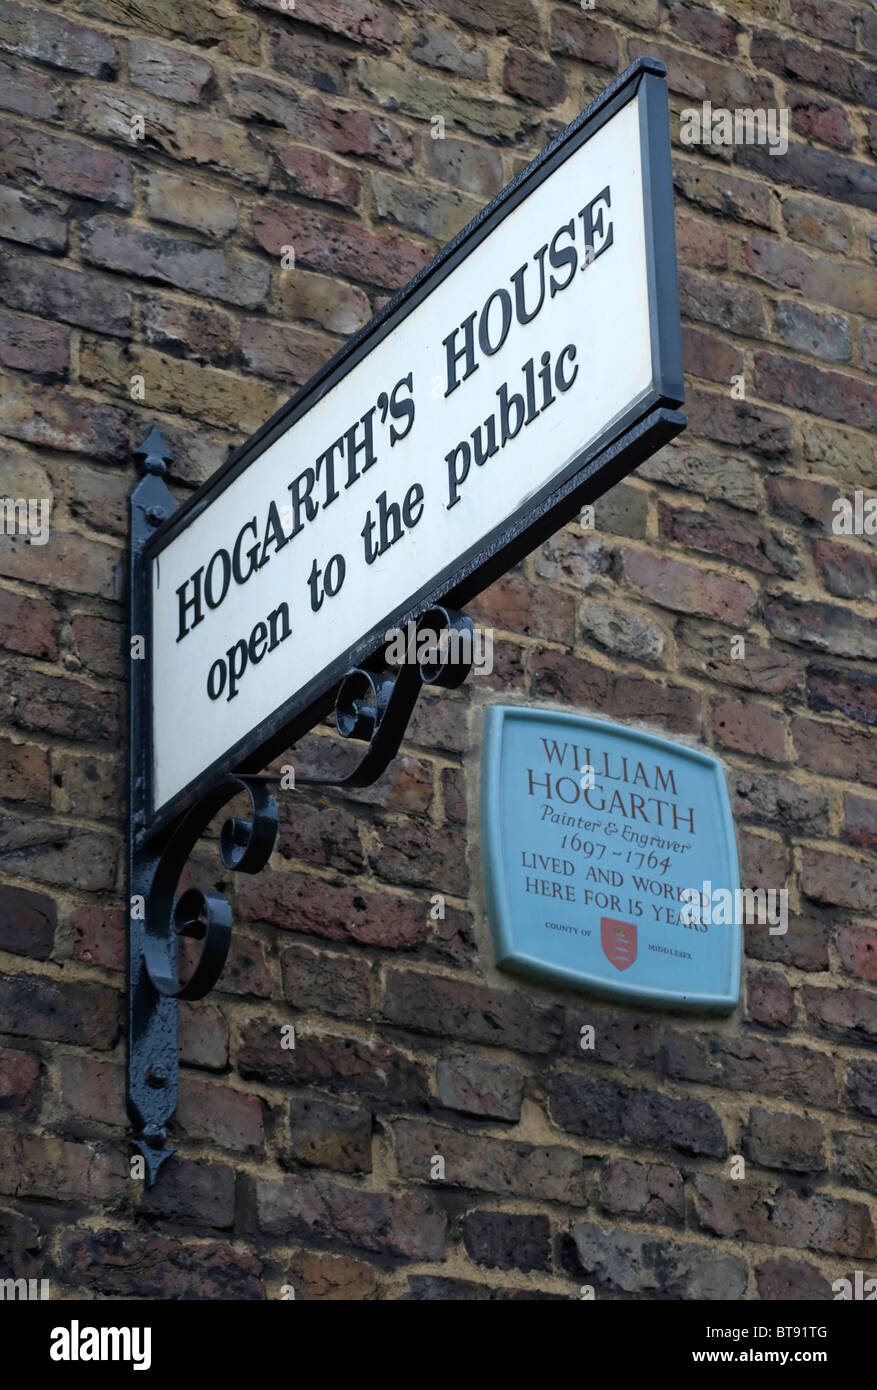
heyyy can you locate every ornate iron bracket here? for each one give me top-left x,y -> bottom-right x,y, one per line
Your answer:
128,426 -> 475,1182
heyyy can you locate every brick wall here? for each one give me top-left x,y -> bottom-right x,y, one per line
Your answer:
0,0 -> 876,1300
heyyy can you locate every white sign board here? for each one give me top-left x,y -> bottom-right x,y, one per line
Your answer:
146,59 -> 684,826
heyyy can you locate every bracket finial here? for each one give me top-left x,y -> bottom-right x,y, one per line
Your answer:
134,424 -> 172,477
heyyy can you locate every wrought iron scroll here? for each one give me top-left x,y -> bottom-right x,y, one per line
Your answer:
128,426 -> 475,1182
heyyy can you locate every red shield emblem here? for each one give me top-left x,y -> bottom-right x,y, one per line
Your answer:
600,918 -> 637,971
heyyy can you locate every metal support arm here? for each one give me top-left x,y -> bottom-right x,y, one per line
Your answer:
127,426 -> 475,1182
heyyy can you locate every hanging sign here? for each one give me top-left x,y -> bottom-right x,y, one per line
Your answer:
144,58 -> 685,829
482,707 -> 741,1011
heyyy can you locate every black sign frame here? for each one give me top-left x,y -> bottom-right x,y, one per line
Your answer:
142,57 -> 685,836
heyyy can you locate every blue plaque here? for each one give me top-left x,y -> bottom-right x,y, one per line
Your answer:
481,706 -> 741,1011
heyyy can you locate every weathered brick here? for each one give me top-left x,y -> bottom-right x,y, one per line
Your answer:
393,1117 -> 586,1203
178,1001 -> 228,1071
238,871 -> 426,950
549,8 -> 618,67
435,1053 -> 524,1121
74,85 -> 270,185
843,790 -> 877,850
411,18 -> 488,77
571,1223 -> 747,1298
0,736 -> 51,807
144,171 -> 237,239
835,924 -> 877,984
750,29 -> 875,106
252,201 -> 429,291
0,1046 -> 39,1116
674,158 -> 772,228
59,1055 -> 125,1128
281,943 -> 371,1020
128,36 -> 215,104
598,1157 -> 684,1226
549,1072 -> 727,1157
0,376 -> 128,458
807,662 -> 877,726
745,968 -> 795,1028
621,547 -> 757,625
371,171 -> 480,242
712,698 -> 786,761
0,55 -> 61,120
76,0 -> 260,61
663,1031 -> 837,1108
0,249 -> 133,336
0,881 -> 55,955
176,1075 -> 264,1153
803,984 -> 877,1046
802,847 -> 877,912
782,194 -> 852,255
61,1227 -> 263,1299
239,1019 -> 428,1105
143,1157 -> 235,1229
0,184 -> 66,252
257,1172 -> 446,1258
81,215 -> 268,309
240,319 -> 335,386
280,268 -> 370,335
287,1094 -> 372,1173
668,2 -> 739,54
755,352 -> 877,433
730,768 -> 829,837
743,1105 -> 826,1173
0,1132 -> 125,1202
833,1130 -> 877,1193
283,1249 -> 377,1300
463,1211 -> 551,1271
1,123 -> 133,208
380,968 -> 563,1053
847,1060 -> 877,1118
355,55 -> 541,144
70,904 -> 125,972
692,1173 -> 875,1257
0,0 -> 119,77
756,1257 -> 832,1300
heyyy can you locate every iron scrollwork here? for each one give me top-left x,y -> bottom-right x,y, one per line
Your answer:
128,426 -> 475,1182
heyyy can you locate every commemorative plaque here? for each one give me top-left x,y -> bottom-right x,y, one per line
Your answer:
482,707 -> 741,1011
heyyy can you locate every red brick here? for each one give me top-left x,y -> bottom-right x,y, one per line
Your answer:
179,1001 -> 229,1070
252,202 -> 430,291
0,377 -> 128,459
0,1132 -> 125,1201
281,943 -> 372,1020
279,145 -> 362,206
675,214 -> 728,271
754,352 -> 877,432
0,306 -> 68,378
257,1169 -> 445,1256
712,699 -> 786,761
664,1031 -> 837,1108
746,968 -> 795,1028
685,386 -> 793,458
621,547 -> 757,625
70,903 -> 124,971
142,1157 -> 235,1229
0,882 -> 55,956
59,1055 -> 126,1128
803,984 -> 877,1046
61,1228 -> 263,1299
238,870 -> 427,949
381,967 -> 563,1053
0,123 -> 133,207
658,501 -> 798,577
239,319 -> 335,386
668,1 -> 739,54
176,1076 -> 264,1153
0,249 -> 134,336
792,715 -> 877,787
503,48 -> 565,106
790,90 -> 854,150
750,29 -> 875,106
0,1045 -> 40,1116
801,847 -> 877,912
807,662 -> 877,727
836,925 -> 877,984
843,791 -> 877,850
